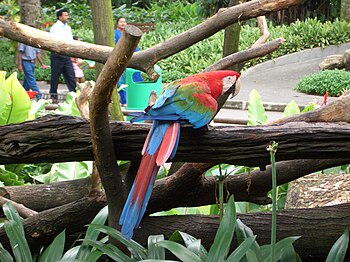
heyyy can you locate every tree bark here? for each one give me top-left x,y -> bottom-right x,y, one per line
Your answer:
1,114 -> 350,167
0,178 -> 91,212
90,0 -> 115,77
89,25 -> 142,230
18,0 -> 41,27
341,0 -> 350,21
0,0 -> 304,78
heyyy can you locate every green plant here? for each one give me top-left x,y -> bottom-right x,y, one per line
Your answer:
0,71 -> 31,125
295,69 -> 350,96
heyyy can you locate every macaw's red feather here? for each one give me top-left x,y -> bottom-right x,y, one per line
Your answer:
156,123 -> 179,166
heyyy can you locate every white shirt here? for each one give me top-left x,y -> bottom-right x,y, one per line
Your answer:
50,20 -> 73,41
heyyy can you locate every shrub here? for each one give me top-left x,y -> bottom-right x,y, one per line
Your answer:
295,69 -> 350,96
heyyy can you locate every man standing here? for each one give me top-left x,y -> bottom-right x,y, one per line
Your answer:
49,9 -> 76,103
17,40 -> 48,100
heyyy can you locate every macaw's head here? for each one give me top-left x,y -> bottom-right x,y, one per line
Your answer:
194,70 -> 241,100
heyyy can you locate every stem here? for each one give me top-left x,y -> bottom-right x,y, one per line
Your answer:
267,141 -> 278,262
218,180 -> 224,221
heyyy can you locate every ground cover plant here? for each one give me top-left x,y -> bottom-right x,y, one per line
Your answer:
295,69 -> 350,96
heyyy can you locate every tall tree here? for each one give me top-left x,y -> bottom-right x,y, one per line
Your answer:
341,0 -> 350,21
18,0 -> 41,26
90,0 -> 115,77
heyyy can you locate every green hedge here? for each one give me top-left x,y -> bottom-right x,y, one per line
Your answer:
295,69 -> 350,97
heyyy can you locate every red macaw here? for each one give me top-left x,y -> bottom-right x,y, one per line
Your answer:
120,70 -> 241,239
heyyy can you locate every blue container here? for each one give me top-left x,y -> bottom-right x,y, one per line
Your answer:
126,65 -> 162,110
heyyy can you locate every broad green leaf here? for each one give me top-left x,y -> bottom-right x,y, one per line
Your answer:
0,167 -> 25,186
156,240 -> 202,262
83,250 -> 104,262
169,231 -> 207,260
282,100 -> 300,118
32,162 -> 90,183
76,206 -> 108,260
148,235 -> 165,260
247,89 -> 268,126
207,196 -> 236,262
0,242 -> 14,262
82,239 -> 134,262
226,236 -> 257,262
61,246 -> 80,260
55,92 -> 81,116
0,72 -> 12,125
40,230 -> 66,262
3,203 -> 32,262
2,72 -> 31,124
326,229 -> 349,262
87,224 -> 147,259
28,99 -> 52,119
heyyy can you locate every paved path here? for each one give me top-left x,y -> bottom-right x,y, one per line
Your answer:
230,42 -> 350,108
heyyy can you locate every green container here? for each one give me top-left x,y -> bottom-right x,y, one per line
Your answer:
126,65 -> 162,110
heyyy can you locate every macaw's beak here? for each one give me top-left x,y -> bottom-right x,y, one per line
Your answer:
229,78 -> 241,99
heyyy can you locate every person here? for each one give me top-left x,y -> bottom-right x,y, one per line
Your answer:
49,8 -> 76,103
17,36 -> 49,100
114,17 -> 143,107
71,36 -> 85,84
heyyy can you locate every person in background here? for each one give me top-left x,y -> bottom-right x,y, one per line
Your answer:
17,30 -> 49,100
49,8 -> 76,103
114,17 -> 143,107
71,36 -> 85,84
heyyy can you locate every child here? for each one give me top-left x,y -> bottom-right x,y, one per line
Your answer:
71,36 -> 85,84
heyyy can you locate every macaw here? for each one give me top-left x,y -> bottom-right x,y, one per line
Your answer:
119,70 -> 241,239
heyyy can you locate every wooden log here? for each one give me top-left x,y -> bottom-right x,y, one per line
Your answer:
1,115 -> 350,167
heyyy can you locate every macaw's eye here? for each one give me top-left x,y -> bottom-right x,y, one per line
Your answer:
222,75 -> 237,94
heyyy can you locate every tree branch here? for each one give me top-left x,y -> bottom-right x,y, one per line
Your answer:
89,25 -> 142,228
0,0 -> 303,78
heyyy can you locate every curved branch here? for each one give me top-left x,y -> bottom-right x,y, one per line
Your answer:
0,0 -> 302,78
89,25 -> 142,227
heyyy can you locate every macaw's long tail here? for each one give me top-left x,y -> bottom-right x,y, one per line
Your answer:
119,121 -> 180,239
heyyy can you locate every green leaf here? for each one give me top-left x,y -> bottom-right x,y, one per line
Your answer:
82,239 -> 134,262
0,167 -> 25,186
169,231 -> 207,260
0,242 -> 14,262
33,162 -> 90,183
326,229 -> 349,262
147,235 -> 165,260
3,203 -> 33,262
235,219 -> 260,259
226,236 -> 257,262
207,195 -> 236,262
76,206 -> 108,260
247,89 -> 268,126
260,236 -> 300,261
282,100 -> 300,118
156,240 -> 202,262
54,92 -> 81,116
1,72 -> 31,124
87,224 -> 147,259
40,230 -> 66,262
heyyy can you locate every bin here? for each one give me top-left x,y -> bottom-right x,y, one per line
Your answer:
126,65 -> 162,110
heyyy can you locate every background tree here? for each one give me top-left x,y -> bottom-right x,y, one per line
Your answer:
341,0 -> 350,21
18,0 -> 41,26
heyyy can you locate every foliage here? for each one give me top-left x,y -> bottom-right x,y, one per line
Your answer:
0,71 -> 31,125
295,69 -> 350,97
0,0 -> 20,21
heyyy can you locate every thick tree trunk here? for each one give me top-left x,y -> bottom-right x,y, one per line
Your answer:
18,0 -> 41,26
90,0 -> 115,77
341,0 -> 350,21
